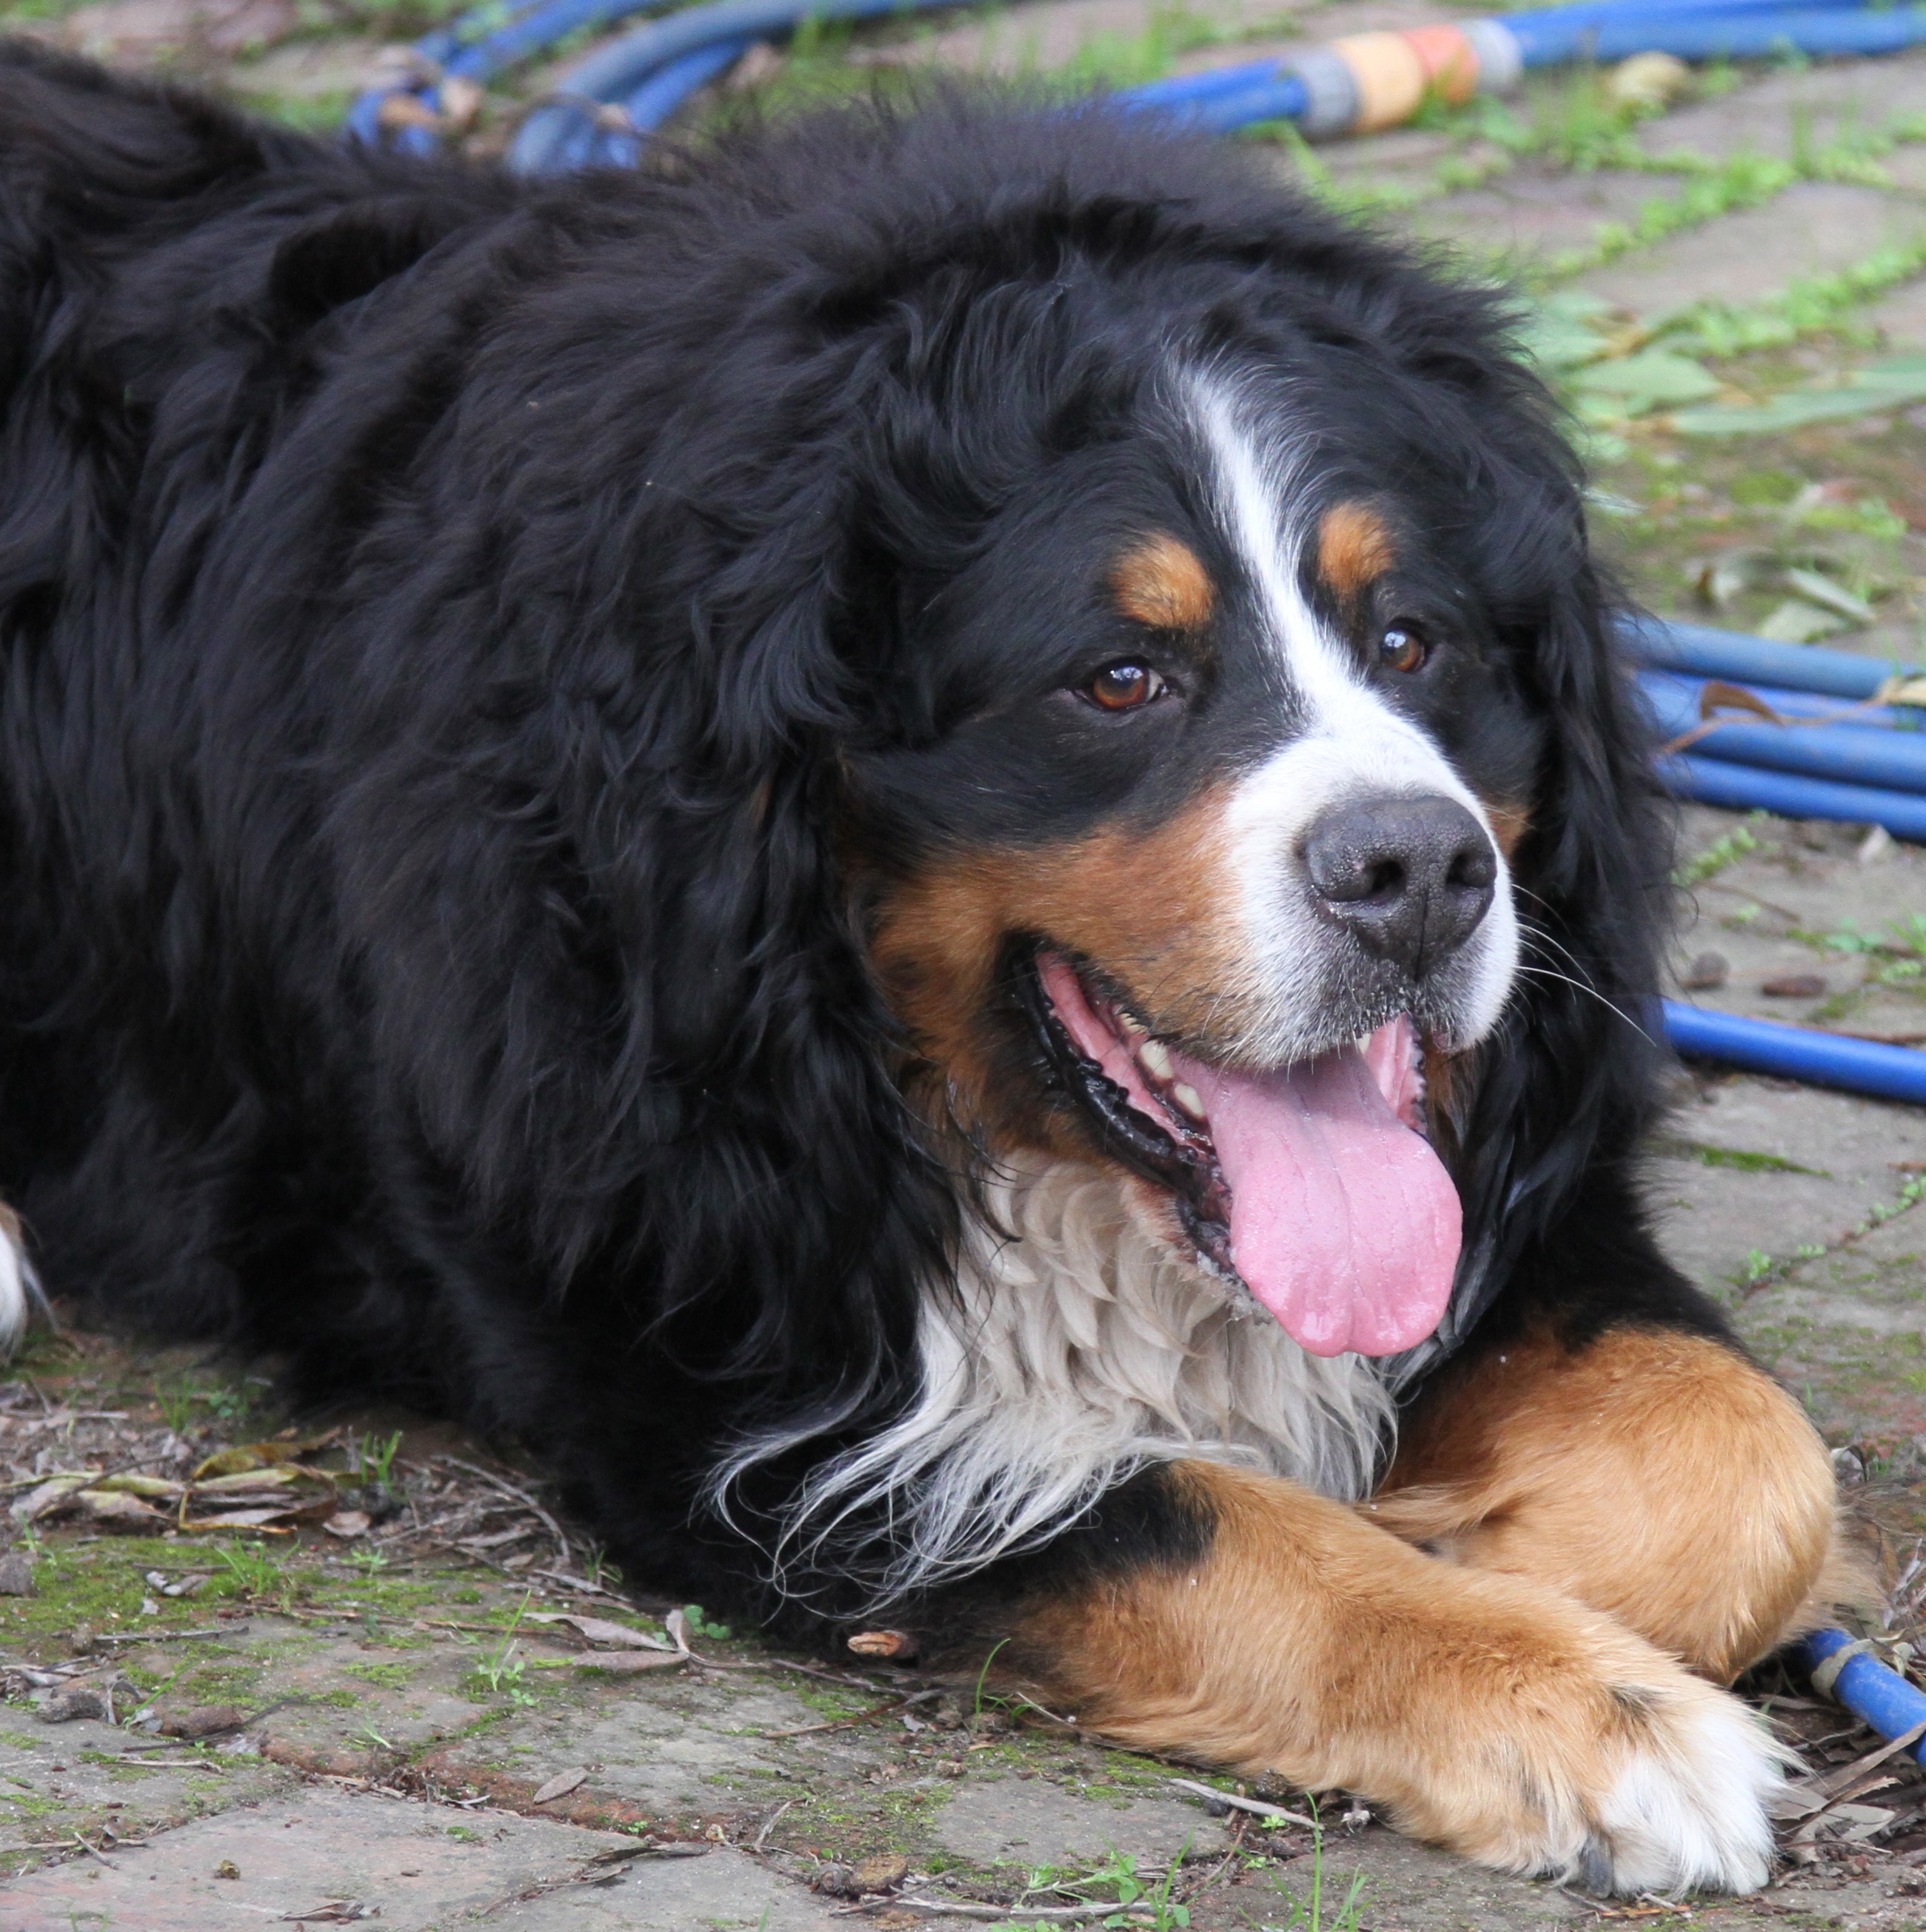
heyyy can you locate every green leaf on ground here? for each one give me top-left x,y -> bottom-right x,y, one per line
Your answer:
1756,598 -> 1856,643
1515,290 -> 1620,372
1779,566 -> 1875,626
1570,350 -> 1722,415
1673,355 -> 1926,435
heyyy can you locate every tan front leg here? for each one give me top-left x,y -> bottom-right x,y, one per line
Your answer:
997,1460 -> 1782,1896
1367,1324 -> 1852,1682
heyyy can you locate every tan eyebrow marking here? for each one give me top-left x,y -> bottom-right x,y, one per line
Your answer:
1110,532 -> 1214,632
1317,501 -> 1397,602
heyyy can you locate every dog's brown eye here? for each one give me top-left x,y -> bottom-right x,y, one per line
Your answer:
1087,663 -> 1165,711
1380,625 -> 1428,675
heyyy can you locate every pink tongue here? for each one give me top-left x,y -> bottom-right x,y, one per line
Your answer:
1170,1040 -> 1460,1358
1035,959 -> 1459,1359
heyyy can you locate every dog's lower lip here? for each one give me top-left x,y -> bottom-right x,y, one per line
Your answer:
1022,951 -> 1237,1277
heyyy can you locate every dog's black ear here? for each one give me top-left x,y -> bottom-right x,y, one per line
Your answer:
1437,565 -> 1674,1357
268,195 -> 469,323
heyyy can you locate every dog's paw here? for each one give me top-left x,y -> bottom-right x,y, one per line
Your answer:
1377,1579 -> 1788,1897
1564,1671 -> 1786,1896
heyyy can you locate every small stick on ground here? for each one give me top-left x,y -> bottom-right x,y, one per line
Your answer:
433,1455 -> 572,1570
752,1799 -> 793,1851
764,1695 -> 918,1739
1168,1776 -> 1318,1829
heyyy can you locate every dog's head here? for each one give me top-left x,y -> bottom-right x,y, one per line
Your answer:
848,355 -> 1547,1358
695,106 -> 1662,1369
546,96 -> 1664,1385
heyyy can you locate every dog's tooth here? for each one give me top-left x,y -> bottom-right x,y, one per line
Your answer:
1171,1083 -> 1205,1120
1138,1040 -> 1173,1081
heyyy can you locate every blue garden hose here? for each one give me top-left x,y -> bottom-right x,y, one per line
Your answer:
348,0 -> 1924,174
1657,753 -> 1926,839
1631,620 -> 1926,823
1646,673 -> 1920,732
1665,1003 -> 1926,1103
1117,0 -> 1873,134
505,0 -> 969,170
1622,619 -> 1922,701
1642,672 -> 1926,792
1802,1629 -> 1926,1765
1621,620 -> 1926,834
1514,2 -> 1926,67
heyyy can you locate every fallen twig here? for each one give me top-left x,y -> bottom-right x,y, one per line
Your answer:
89,1624 -> 243,1645
764,1695 -> 919,1740
433,1455 -> 572,1569
1168,1776 -> 1317,1830
867,1899 -> 1156,1924
531,1566 -> 622,1597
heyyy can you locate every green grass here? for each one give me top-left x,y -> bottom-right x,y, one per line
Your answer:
1263,1800 -> 1368,1932
215,1542 -> 287,1602
352,1428 -> 403,1488
1674,821 -> 1765,886
1653,1137 -> 1828,1177
1006,1837 -> 1196,1931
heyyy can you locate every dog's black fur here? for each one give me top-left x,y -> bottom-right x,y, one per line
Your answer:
0,41 -> 1709,1654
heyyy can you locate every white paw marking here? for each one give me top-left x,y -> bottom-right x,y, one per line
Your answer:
1583,1679 -> 1788,1896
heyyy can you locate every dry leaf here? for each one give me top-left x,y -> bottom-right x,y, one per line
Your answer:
180,1509 -> 296,1531
73,1488 -> 167,1529
1697,680 -> 1782,726
193,1467 -> 307,1495
11,1474 -> 101,1522
93,1473 -> 187,1500
527,1612 -> 676,1651
159,1703 -> 245,1738
572,1651 -> 689,1674
530,1768 -> 588,1805
855,1854 -> 910,1892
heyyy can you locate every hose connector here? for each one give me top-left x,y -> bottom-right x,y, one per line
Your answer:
1283,19 -> 1522,140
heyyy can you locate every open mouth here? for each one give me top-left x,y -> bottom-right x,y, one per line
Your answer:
1023,951 -> 1462,1359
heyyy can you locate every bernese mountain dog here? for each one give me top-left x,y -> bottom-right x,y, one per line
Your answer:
0,40 -> 1850,1896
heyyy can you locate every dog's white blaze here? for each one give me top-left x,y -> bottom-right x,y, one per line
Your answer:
1190,378 -> 1520,1062
746,1154 -> 1392,1603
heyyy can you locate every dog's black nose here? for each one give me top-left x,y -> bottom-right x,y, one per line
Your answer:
1302,794 -> 1497,979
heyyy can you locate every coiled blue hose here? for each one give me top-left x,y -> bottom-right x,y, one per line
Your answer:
1642,672 -> 1926,792
1651,672 -> 1922,732
348,0 -> 1922,173
507,0 -> 972,170
1623,620 -> 1926,831
1623,619 -> 1921,701
1657,754 -> 1926,838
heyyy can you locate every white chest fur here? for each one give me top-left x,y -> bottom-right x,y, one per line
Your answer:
758,1152 -> 1394,1603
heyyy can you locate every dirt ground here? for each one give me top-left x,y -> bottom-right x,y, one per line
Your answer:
8,2 -> 1926,1927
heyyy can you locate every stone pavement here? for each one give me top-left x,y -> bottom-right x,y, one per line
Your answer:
7,0 -> 1926,1925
